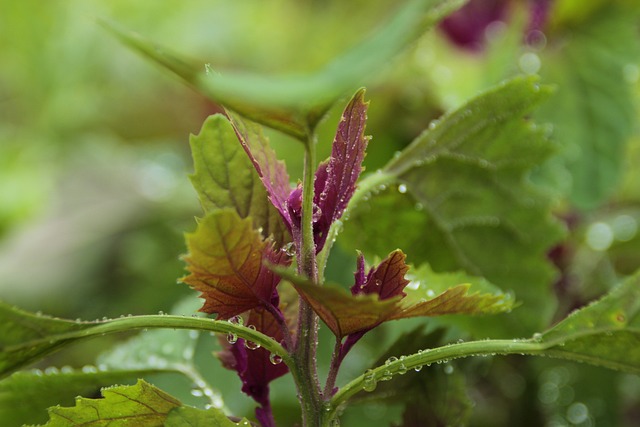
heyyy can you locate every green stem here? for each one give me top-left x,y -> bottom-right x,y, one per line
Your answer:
327,338 -> 545,421
4,315 -> 290,366
293,132 -> 323,426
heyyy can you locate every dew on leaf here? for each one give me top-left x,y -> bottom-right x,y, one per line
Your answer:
227,332 -> 238,344
229,315 -> 244,326
414,365 -> 423,372
385,356 -> 398,366
398,184 -> 407,194
362,369 -> 377,392
81,365 -> 98,374
245,340 -> 260,350
44,367 -> 59,375
30,368 -> 42,376
190,388 -> 204,397
532,332 -> 543,342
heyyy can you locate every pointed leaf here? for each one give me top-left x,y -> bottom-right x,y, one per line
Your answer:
0,369 -> 154,427
313,89 -> 370,249
182,209 -> 289,319
352,250 -> 410,299
0,301 -> 97,378
189,115 -> 289,245
284,274 -> 400,338
344,76 -> 565,335
536,271 -> 640,373
226,114 -> 293,229
165,406 -> 251,427
100,0 -> 466,139
38,379 -> 180,427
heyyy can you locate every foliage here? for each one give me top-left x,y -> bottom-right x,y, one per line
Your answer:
1,0 -> 639,426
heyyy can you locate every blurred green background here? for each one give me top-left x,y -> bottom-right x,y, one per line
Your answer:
1,0 -> 640,426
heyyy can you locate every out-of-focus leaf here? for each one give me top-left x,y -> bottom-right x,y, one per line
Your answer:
352,250 -> 409,300
537,271 -> 640,373
189,115 -> 289,246
0,369 -> 153,427
343,76 -> 564,336
181,209 -> 289,319
38,379 -> 180,427
165,406 -> 251,427
100,0 -> 466,139
0,302 -> 96,378
537,6 -> 640,209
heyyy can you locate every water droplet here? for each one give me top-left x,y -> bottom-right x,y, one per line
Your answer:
415,202 -> 424,211
227,332 -> 238,344
229,315 -> 244,326
414,365 -> 423,372
612,214 -> 637,242
519,52 -> 541,75
444,364 -> 454,375
60,366 -> 73,374
283,242 -> 296,257
586,222 -> 614,251
566,402 -> 589,424
245,340 -> 260,350
428,119 -> 439,130
362,369 -> 377,392
380,370 -> 393,381
158,310 -> 165,316
204,63 -> 213,75
190,388 -> 204,397
44,367 -> 59,375
532,332 -> 543,342
385,356 -> 398,366
81,365 -> 98,374
269,353 -> 283,365
398,184 -> 407,194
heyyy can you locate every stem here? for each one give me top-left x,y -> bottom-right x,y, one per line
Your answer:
265,302 -> 294,351
292,132 -> 323,426
327,338 -> 546,420
323,338 -> 343,397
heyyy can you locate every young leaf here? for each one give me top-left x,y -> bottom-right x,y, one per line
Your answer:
217,307 -> 289,427
226,113 -> 293,231
39,379 -> 180,427
343,76 -> 565,335
181,209 -> 289,319
165,406 -> 252,427
189,114 -> 289,246
0,369 -> 153,427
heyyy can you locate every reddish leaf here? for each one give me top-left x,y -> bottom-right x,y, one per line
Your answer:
217,306 -> 289,427
227,113 -> 293,229
181,209 -> 289,319
291,279 -> 400,338
351,250 -> 410,299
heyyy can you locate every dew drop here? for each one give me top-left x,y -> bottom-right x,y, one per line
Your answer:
362,369 -> 377,392
385,356 -> 398,366
532,332 -> 543,342
380,370 -> 393,381
229,315 -> 244,326
397,356 -> 407,375
227,332 -> 238,344
444,364 -> 454,375
82,365 -> 98,374
282,242 -> 296,256
44,367 -> 59,375
414,365 -> 423,372
190,388 -> 204,397
398,184 -> 407,194
269,353 -> 283,365
245,340 -> 261,350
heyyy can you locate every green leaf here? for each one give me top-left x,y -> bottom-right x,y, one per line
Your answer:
536,6 -> 640,209
181,209 -> 288,319
189,115 -> 289,246
165,406 -> 252,427
38,379 -> 180,426
0,302 -> 288,379
0,369 -> 153,426
100,0 -> 466,139
536,271 -> 640,373
343,76 -> 564,335
0,301 -> 97,378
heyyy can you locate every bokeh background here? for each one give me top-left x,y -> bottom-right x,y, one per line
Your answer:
1,0 -> 640,426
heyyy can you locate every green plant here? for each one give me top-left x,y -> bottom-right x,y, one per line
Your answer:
2,0 -> 640,426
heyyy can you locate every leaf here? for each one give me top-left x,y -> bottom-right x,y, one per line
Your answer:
536,271 -> 640,373
165,406 -> 251,427
189,115 -> 289,246
396,264 -> 514,320
0,369 -> 153,426
313,88 -> 370,250
343,76 -> 565,335
0,301 -> 96,378
181,209 -> 289,319
226,113 -> 293,231
536,6 -> 640,209
351,250 -> 410,299
38,379 -> 180,427
100,0 -> 466,139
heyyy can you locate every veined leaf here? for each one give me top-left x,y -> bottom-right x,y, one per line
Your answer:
189,115 -> 289,246
165,406 -> 251,427
100,0 -> 466,139
537,6 -> 639,209
0,369 -> 154,426
182,209 -> 289,319
536,271 -> 640,373
0,302 -> 96,378
38,379 -> 180,427
343,76 -> 564,335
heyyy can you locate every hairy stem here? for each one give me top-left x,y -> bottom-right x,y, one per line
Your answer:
292,132 -> 323,426
323,338 -> 343,398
